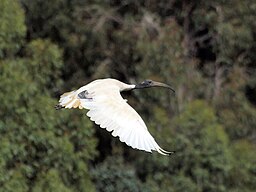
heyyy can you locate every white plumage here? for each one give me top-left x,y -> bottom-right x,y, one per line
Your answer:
56,78 -> 174,155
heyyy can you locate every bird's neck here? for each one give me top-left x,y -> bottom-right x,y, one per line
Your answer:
134,84 -> 148,89
120,84 -> 136,91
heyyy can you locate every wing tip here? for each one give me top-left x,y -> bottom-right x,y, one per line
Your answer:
157,148 -> 175,156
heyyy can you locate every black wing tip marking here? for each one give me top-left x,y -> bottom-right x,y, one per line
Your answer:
78,90 -> 93,100
167,151 -> 175,155
159,148 -> 175,156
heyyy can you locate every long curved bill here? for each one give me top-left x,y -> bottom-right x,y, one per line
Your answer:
151,81 -> 175,93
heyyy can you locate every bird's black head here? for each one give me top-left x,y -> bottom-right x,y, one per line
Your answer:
135,79 -> 175,93
136,79 -> 154,88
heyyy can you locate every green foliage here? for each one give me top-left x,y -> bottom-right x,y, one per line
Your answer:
135,100 -> 233,191
0,55 -> 97,190
0,170 -> 29,192
0,0 -> 26,58
172,100 -> 232,191
92,156 -> 149,192
0,1 -> 97,191
24,39 -> 63,90
146,173 -> 200,192
215,66 -> 256,140
228,140 -> 256,191
32,169 -> 72,192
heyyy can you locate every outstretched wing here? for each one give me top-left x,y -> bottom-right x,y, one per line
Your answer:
78,87 -> 172,155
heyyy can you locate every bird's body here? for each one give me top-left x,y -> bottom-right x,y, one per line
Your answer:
56,78 -> 174,155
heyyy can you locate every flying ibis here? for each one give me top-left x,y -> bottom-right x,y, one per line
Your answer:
55,78 -> 175,155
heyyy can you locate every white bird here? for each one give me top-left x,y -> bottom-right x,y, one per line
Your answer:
55,78 -> 175,155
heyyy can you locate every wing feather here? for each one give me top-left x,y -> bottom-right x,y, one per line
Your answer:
78,87 -> 172,155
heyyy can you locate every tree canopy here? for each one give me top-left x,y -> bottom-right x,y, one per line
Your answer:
1,0 -> 255,191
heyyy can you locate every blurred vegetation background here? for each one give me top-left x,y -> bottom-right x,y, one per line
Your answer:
0,0 -> 255,191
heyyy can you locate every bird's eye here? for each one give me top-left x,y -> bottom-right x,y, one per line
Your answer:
142,80 -> 152,86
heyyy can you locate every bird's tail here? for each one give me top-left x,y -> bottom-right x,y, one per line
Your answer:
55,90 -> 83,110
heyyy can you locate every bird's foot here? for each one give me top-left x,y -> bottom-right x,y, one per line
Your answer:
55,104 -> 64,110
